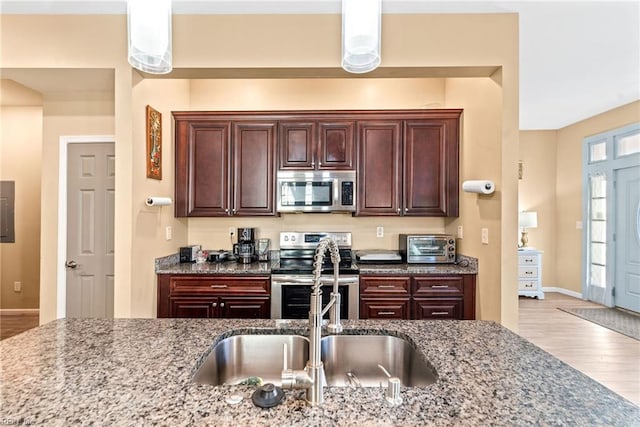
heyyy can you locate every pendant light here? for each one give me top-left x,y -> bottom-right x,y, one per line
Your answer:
341,0 -> 382,74
127,0 -> 173,74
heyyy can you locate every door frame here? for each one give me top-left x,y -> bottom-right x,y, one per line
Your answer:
57,135 -> 115,319
581,123 -> 640,307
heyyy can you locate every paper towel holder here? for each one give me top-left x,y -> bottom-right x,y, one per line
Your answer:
462,180 -> 495,195
145,196 -> 173,207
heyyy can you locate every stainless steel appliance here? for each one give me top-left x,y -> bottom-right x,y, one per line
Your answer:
179,245 -> 201,263
276,171 -> 356,213
233,227 -> 257,264
399,234 -> 456,264
271,232 -> 359,319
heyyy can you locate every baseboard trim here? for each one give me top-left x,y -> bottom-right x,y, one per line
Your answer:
0,308 -> 40,315
542,287 -> 583,299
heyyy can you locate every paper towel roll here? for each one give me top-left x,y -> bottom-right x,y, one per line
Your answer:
462,180 -> 495,194
145,197 -> 172,207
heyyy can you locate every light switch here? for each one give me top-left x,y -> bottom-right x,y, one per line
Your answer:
376,226 -> 384,238
165,226 -> 172,241
457,225 -> 463,239
481,228 -> 489,245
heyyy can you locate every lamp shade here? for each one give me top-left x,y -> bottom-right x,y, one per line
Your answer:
127,0 -> 172,74
518,211 -> 538,229
341,0 -> 381,73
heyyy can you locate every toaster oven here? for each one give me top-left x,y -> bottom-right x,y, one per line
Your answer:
399,234 -> 456,264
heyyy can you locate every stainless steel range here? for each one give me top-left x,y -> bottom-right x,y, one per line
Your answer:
271,232 -> 359,319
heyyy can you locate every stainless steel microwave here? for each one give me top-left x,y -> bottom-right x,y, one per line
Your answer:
399,234 -> 456,264
276,170 -> 356,213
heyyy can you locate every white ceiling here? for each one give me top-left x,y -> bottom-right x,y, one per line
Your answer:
1,0 -> 638,130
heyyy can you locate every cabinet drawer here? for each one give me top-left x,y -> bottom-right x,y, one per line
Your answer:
412,298 -> 462,319
518,280 -> 538,290
170,276 -> 270,295
412,277 -> 464,297
360,276 -> 411,296
360,298 -> 410,319
518,255 -> 538,265
518,267 -> 538,279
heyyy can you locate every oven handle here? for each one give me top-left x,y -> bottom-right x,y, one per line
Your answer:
272,277 -> 359,285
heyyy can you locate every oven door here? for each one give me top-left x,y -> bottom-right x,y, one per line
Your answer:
271,275 -> 359,319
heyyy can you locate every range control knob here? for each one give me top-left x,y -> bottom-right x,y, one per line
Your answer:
284,236 -> 289,242
291,236 -> 296,241
448,239 -> 455,245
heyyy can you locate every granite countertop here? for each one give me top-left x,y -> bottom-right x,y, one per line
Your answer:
155,253 -> 478,276
1,318 -> 637,426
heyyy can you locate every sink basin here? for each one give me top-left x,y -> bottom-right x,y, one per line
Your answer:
193,334 -> 309,386
321,335 -> 437,387
193,333 -> 437,388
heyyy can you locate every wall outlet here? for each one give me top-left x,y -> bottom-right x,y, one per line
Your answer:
457,225 -> 464,239
229,227 -> 235,237
376,226 -> 384,238
13,281 -> 21,292
481,228 -> 489,245
165,226 -> 172,241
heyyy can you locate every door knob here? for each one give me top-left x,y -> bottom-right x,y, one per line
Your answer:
65,260 -> 78,269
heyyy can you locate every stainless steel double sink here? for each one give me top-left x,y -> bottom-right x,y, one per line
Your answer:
193,333 -> 437,388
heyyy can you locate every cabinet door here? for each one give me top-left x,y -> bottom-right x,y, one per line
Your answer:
360,298 -> 410,319
404,118 -> 459,216
278,121 -> 316,170
356,121 -> 402,216
317,121 -> 355,170
413,298 -> 462,320
175,120 -> 231,217
233,121 -> 277,216
219,297 -> 270,319
360,276 -> 410,296
170,297 -> 218,318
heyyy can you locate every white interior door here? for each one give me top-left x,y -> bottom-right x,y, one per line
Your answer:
615,165 -> 640,313
66,143 -> 115,318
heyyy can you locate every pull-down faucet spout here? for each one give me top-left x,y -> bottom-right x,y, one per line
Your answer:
281,237 -> 343,405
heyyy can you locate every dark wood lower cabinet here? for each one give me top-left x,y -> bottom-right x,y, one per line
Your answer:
158,275 -> 270,319
360,274 -> 476,320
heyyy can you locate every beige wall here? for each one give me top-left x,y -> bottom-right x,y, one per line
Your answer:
518,130 -> 558,286
555,101 -> 640,293
0,80 -> 43,309
1,13 -> 519,326
131,78 -> 189,317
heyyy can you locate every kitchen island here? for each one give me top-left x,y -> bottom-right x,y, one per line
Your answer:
1,318 -> 637,426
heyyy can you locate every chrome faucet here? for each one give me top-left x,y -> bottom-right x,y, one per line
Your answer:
282,237 -> 343,405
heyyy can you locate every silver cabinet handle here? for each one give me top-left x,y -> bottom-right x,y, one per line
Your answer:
378,311 -> 395,315
431,311 -> 448,315
404,208 -> 408,212
311,161 -> 315,167
397,208 -> 400,213
318,161 -> 321,167
431,285 -> 449,289
212,303 -> 217,308
232,208 -> 237,214
378,285 -> 397,289
65,260 -> 78,269
224,208 -> 229,213
210,284 -> 228,288
220,302 -> 225,308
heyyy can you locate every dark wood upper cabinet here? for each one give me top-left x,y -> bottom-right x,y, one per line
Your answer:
174,110 -> 460,218
174,120 -> 231,217
279,120 -> 355,170
404,118 -> 459,216
357,120 -> 402,215
233,121 -> 276,216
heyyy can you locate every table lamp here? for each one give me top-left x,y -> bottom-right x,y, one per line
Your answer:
518,211 -> 538,249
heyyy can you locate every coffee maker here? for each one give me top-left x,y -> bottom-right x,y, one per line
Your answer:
233,227 -> 257,264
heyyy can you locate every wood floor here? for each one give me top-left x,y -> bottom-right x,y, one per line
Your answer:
0,311 -> 39,341
1,295 -> 638,406
518,292 -> 640,406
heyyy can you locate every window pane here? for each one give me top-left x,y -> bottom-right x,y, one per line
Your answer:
591,198 -> 606,220
590,174 -> 606,198
591,220 -> 606,242
615,131 -> 640,157
591,242 -> 606,265
590,264 -> 606,287
589,141 -> 607,162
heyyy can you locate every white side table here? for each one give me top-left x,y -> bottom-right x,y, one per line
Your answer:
518,249 -> 544,299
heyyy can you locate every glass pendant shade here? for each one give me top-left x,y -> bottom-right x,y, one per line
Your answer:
127,0 -> 172,74
341,0 -> 381,73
